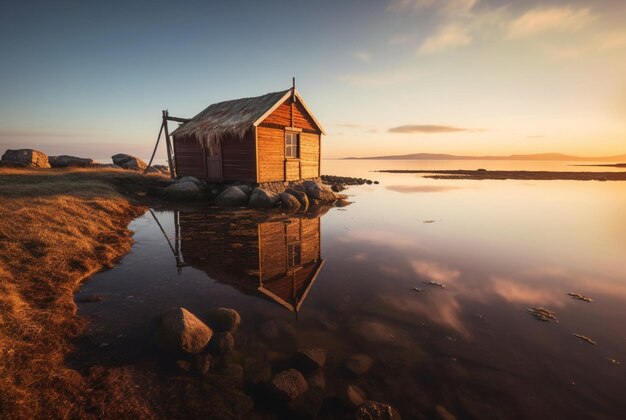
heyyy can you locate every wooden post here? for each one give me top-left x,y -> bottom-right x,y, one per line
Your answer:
163,110 -> 175,178
290,77 -> 295,128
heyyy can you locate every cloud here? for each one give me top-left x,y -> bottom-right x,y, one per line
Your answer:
388,124 -> 479,133
507,6 -> 594,39
353,51 -> 372,62
341,69 -> 417,87
418,23 -> 471,54
388,0 -> 477,16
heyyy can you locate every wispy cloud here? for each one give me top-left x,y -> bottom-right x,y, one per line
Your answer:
353,51 -> 372,62
418,23 -> 471,54
388,124 -> 480,133
388,0 -> 477,16
341,68 -> 417,87
507,6 -> 594,39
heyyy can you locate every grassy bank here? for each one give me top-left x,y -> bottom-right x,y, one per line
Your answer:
0,168 -> 173,418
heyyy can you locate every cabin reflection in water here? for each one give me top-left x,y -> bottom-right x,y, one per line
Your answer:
176,212 -> 324,312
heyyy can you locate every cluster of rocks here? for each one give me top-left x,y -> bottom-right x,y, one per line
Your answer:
210,179 -> 346,211
160,176 -> 353,210
321,175 -> 379,192
153,307 -> 401,418
0,148 -> 169,174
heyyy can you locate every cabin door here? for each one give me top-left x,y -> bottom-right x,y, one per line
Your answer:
205,144 -> 223,181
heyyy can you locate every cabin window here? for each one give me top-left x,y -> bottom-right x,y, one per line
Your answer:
287,244 -> 301,267
285,132 -> 299,159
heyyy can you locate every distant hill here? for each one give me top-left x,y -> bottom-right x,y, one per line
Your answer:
343,153 -> 626,162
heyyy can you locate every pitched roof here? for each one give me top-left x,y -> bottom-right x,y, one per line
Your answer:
171,89 -> 324,150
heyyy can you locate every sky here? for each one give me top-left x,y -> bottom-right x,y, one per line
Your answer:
0,0 -> 625,159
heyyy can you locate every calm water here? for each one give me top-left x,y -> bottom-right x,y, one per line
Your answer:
75,160 -> 626,419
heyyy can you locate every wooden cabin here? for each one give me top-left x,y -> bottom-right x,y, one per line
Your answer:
171,88 -> 325,183
177,212 -> 324,312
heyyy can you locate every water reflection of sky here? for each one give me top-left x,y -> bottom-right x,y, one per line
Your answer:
76,160 -> 626,418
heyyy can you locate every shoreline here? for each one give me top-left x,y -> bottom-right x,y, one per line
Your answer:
0,167 -> 355,418
375,169 -> 626,181
0,167 -> 172,418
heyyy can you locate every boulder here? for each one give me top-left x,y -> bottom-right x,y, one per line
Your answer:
279,192 -> 301,212
111,153 -> 148,171
285,188 -> 309,210
270,369 -> 309,401
178,176 -> 204,186
163,181 -> 203,201
346,354 -> 374,375
249,187 -> 280,209
155,307 -> 213,354
0,149 -> 50,168
214,186 -> 249,207
206,307 -> 241,332
356,401 -> 401,420
234,184 -> 253,195
48,155 -> 94,168
296,348 -> 327,369
303,180 -> 336,202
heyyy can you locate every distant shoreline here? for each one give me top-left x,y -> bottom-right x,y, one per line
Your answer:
376,169 -> 626,181
571,163 -> 626,168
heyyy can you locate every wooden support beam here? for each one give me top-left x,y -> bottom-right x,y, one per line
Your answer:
162,110 -> 176,179
166,116 -> 191,123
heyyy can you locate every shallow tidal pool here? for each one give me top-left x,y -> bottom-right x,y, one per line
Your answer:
75,160 -> 626,419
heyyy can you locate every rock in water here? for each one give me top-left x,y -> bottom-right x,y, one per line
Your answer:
0,149 -> 50,168
346,385 -> 367,407
155,307 -> 213,354
285,188 -> 309,209
111,153 -> 148,171
48,155 -> 94,168
163,181 -> 203,201
214,186 -> 249,207
346,354 -> 374,375
279,192 -> 301,212
270,369 -> 309,401
249,187 -> 280,208
206,307 -> 241,332
296,348 -> 327,368
356,401 -> 401,420
303,180 -> 336,202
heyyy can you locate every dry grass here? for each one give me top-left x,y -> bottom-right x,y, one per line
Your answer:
0,167 -> 171,419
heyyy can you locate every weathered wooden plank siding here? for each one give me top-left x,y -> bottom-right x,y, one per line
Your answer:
257,126 -> 285,182
173,138 -> 206,179
300,132 -> 320,179
221,131 -> 256,181
263,97 -> 318,131
257,97 -> 321,182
